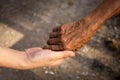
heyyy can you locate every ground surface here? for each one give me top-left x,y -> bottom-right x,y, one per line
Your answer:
0,0 -> 120,80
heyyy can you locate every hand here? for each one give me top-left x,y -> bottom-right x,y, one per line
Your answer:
24,47 -> 75,69
46,18 -> 97,51
45,14 -> 104,51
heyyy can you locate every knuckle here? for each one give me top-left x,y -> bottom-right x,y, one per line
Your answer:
47,40 -> 50,44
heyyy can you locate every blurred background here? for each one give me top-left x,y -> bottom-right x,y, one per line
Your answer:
0,0 -> 120,80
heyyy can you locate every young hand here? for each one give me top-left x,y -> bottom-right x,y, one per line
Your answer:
24,47 -> 75,69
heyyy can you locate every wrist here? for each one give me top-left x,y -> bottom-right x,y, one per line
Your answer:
0,47 -> 34,70
18,51 -> 36,70
20,50 -> 43,70
11,51 -> 31,70
77,15 -> 103,32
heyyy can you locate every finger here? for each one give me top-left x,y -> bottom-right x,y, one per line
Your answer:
47,45 -> 64,51
49,32 -> 61,38
47,38 -> 61,45
51,51 -> 75,60
52,26 -> 61,32
51,59 -> 64,66
43,45 -> 49,49
25,47 -> 43,54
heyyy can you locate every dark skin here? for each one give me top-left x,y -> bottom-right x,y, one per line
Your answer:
46,0 -> 120,51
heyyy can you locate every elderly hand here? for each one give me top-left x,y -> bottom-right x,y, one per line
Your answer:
46,18 -> 96,51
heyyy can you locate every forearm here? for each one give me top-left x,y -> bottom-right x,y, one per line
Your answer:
79,0 -> 120,37
0,46 -> 28,69
70,0 -> 120,49
86,0 -> 120,28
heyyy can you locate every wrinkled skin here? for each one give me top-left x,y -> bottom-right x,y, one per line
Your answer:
46,19 -> 101,51
46,0 -> 120,51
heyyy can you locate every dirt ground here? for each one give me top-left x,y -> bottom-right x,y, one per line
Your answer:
0,0 -> 120,80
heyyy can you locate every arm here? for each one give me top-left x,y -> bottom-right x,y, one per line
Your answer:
47,0 -> 120,51
0,46 -> 27,69
0,46 -> 74,70
85,0 -> 120,31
